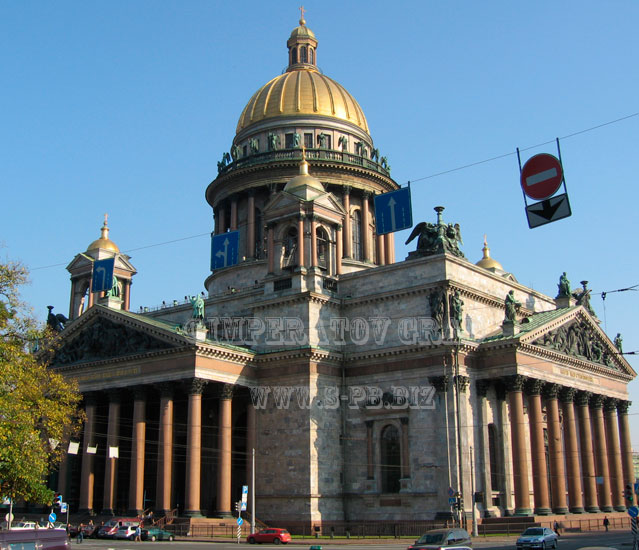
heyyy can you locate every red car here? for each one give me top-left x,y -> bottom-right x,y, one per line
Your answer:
247,528 -> 291,545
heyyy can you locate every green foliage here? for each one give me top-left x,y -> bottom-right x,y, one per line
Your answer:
0,259 -> 84,504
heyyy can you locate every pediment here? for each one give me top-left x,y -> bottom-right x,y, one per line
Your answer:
521,307 -> 633,375
66,252 -> 136,274
263,189 -> 346,216
51,307 -> 184,367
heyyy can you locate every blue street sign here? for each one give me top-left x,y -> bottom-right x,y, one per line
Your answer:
60,503 -> 68,513
628,506 -> 639,518
91,257 -> 115,293
48,512 -> 57,523
447,486 -> 455,498
240,502 -> 247,511
242,485 -> 248,495
448,497 -> 456,506
237,517 -> 244,525
374,187 -> 413,235
211,231 -> 240,271
635,481 -> 639,494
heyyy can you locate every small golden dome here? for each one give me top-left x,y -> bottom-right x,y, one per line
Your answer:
87,214 -> 120,253
236,19 -> 369,135
284,149 -> 325,196
476,235 -> 503,271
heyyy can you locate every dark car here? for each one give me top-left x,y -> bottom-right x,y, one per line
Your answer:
408,528 -> 472,550
516,527 -> 558,550
247,528 -> 291,545
142,527 -> 175,542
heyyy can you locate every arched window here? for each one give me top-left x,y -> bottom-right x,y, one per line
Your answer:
254,208 -> 263,258
488,423 -> 499,491
300,46 -> 308,63
381,425 -> 401,493
283,227 -> 297,267
291,47 -> 298,64
316,227 -> 328,269
309,48 -> 314,64
352,210 -> 362,261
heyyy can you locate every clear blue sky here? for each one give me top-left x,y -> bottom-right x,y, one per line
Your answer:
2,2 -> 638,444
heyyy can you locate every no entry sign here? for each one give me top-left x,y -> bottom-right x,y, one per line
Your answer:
520,153 -> 563,201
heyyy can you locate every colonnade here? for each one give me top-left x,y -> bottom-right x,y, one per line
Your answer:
485,375 -> 634,516
70,380 -> 254,517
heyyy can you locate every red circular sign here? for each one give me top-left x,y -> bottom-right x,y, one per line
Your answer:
520,153 -> 563,201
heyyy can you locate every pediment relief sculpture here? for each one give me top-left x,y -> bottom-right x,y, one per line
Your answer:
531,319 -> 616,369
52,317 -> 173,366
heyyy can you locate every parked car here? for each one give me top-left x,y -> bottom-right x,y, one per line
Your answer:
408,529 -> 472,550
115,526 -> 139,540
11,521 -> 38,530
97,518 -> 140,538
247,528 -> 291,545
141,527 -> 174,542
516,527 -> 559,550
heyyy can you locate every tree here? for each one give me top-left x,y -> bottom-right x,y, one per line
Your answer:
0,258 -> 83,507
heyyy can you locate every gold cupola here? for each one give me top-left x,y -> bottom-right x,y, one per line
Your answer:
86,214 -> 120,253
476,235 -> 503,272
235,17 -> 369,135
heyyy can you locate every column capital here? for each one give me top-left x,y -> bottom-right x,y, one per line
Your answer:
157,382 -> 174,398
454,375 -> 469,393
266,221 -> 277,230
476,379 -> 490,397
298,213 -> 306,221
503,374 -> 526,392
617,400 -> 631,414
220,383 -> 234,400
343,185 -> 351,195
542,383 -> 560,399
525,378 -> 545,396
604,397 -> 618,412
362,190 -> 372,199
188,378 -> 207,395
589,393 -> 605,409
575,390 -> 592,406
247,188 -> 256,197
559,387 -> 576,403
400,417 -> 409,426
365,420 -> 374,429
132,386 -> 147,401
429,375 -> 449,393
335,223 -> 342,231
107,389 -> 122,403
84,392 -> 99,407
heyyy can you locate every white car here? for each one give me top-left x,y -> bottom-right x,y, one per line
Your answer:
115,526 -> 138,540
11,522 -> 38,530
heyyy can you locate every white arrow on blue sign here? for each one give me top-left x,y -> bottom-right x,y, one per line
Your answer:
211,230 -> 240,271
374,187 -> 413,235
628,506 -> 639,518
48,512 -> 57,523
91,257 -> 115,293
237,517 -> 244,525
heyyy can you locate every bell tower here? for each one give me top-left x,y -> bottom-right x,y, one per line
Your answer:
66,215 -> 137,320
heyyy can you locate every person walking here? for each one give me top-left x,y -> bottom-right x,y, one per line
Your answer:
77,523 -> 84,544
603,516 -> 610,532
553,520 -> 561,537
134,524 -> 142,542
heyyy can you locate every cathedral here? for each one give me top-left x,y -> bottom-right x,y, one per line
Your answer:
51,16 -> 635,531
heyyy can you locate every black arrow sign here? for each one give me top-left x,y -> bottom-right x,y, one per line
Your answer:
526,193 -> 571,228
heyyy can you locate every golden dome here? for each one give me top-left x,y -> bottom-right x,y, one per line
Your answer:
476,235 -> 503,271
87,215 -> 120,253
236,19 -> 369,135
284,150 -> 325,197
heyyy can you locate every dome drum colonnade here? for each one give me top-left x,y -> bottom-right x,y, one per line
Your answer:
480,374 -> 634,516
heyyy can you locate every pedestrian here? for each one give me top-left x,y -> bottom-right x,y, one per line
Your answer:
134,524 -> 142,542
77,523 -> 84,544
603,516 -> 610,532
553,520 -> 561,537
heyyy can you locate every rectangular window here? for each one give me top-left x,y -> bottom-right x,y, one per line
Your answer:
304,133 -> 313,148
243,145 -> 247,157
325,135 -> 331,149
285,133 -> 294,148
